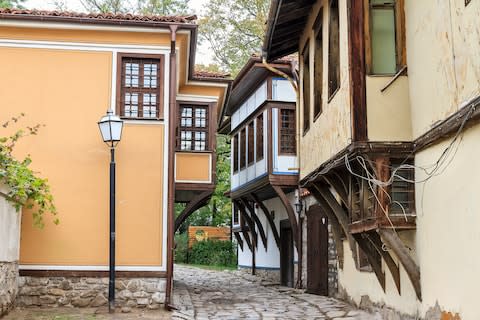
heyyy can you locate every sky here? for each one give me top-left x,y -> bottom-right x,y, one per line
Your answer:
24,0 -> 214,64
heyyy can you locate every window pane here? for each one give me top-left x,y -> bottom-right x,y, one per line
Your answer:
124,93 -> 138,117
371,6 -> 397,74
280,109 -> 296,154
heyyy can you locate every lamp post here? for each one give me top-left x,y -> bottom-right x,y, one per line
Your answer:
98,110 -> 123,313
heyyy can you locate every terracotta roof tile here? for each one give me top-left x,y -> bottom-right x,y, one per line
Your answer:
0,8 -> 197,25
193,70 -> 231,80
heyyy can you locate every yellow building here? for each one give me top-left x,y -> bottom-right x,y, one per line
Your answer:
0,8 -> 230,309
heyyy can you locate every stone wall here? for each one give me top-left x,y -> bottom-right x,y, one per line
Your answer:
237,267 -> 280,284
17,276 -> 166,310
0,262 -> 18,316
0,185 -> 22,317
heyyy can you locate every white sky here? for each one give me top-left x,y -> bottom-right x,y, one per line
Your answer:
24,0 -> 214,64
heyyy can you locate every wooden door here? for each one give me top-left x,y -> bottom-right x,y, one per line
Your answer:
280,219 -> 294,287
306,205 -> 329,295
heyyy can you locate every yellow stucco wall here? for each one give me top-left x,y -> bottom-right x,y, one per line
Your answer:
366,76 -> 412,141
175,153 -> 211,182
0,47 -> 164,267
405,0 -> 480,139
299,0 -> 352,180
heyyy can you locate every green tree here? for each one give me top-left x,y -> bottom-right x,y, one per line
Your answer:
78,0 -> 189,15
137,0 -> 189,15
0,0 -> 25,9
199,0 -> 270,76
185,134 -> 231,227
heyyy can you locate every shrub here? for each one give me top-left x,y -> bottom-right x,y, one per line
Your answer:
189,239 -> 237,267
174,232 -> 188,263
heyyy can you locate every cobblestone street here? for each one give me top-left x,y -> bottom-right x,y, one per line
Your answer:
172,265 -> 381,320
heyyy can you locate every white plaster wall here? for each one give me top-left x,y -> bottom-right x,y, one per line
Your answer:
338,231 -> 419,316
237,193 -> 298,269
406,0 -> 480,139
272,78 -> 296,102
415,125 -> 480,320
0,184 -> 22,262
231,81 -> 268,130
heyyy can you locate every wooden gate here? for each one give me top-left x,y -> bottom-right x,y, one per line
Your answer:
306,205 -> 329,295
280,219 -> 294,287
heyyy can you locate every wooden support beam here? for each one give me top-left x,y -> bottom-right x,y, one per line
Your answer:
234,200 -> 258,246
368,232 -> 400,294
379,229 -> 422,301
353,233 -> 386,292
242,228 -> 253,252
233,231 -> 244,251
309,187 -> 347,269
174,191 -> 213,232
323,175 -> 349,208
250,193 -> 281,249
272,185 -> 300,252
240,198 -> 268,250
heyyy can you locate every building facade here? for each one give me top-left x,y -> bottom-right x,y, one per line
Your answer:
0,9 -> 229,309
264,0 -> 480,319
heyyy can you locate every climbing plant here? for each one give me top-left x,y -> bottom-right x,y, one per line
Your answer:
0,114 -> 58,228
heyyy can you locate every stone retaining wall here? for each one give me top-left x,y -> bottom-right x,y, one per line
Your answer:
238,267 -> 280,284
17,277 -> 166,310
0,262 -> 18,316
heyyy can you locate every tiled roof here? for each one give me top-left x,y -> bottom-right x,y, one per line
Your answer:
193,70 -> 231,80
0,8 -> 197,25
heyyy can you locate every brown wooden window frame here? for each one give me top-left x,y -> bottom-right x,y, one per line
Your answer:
314,8 -> 324,120
328,0 -> 341,101
388,162 -> 415,216
233,203 -> 240,225
233,134 -> 239,172
302,41 -> 311,135
279,108 -> 296,155
365,0 -> 406,75
247,121 -> 255,165
177,104 -> 210,152
256,114 -> 264,161
240,128 -> 246,169
117,53 -> 165,120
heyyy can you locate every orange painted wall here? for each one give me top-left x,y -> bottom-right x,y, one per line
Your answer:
0,47 -> 164,267
175,153 -> 211,182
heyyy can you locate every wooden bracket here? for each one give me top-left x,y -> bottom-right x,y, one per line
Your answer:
174,190 -> 213,232
242,228 -> 253,252
233,231 -> 244,251
234,199 -> 258,247
353,233 -> 386,292
240,197 -> 268,250
368,231 -> 400,294
250,193 -> 281,249
379,229 -> 422,301
272,185 -> 300,252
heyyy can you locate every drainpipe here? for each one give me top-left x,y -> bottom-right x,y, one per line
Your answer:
261,55 -> 303,288
165,24 -> 178,310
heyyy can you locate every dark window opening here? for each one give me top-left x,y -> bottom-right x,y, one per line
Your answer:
248,121 -> 254,165
233,203 -> 240,225
256,114 -> 264,161
389,163 -> 415,216
233,134 -> 239,172
240,128 -> 246,169
314,9 -> 324,119
279,109 -> 296,155
302,43 -> 311,134
328,0 -> 340,99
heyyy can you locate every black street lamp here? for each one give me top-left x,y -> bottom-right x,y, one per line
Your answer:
98,110 -> 123,313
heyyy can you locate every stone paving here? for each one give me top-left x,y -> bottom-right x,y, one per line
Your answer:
172,265 -> 382,320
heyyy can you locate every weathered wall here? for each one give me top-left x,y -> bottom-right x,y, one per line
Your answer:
299,0 -> 352,179
415,125 -> 480,320
366,76 -> 412,141
17,276 -> 166,310
405,0 -> 480,139
337,231 -> 419,317
0,185 -> 21,316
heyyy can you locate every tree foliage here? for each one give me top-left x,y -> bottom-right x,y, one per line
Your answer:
182,134 -> 231,228
0,0 -> 25,9
199,0 -> 270,76
77,0 -> 189,15
0,115 -> 58,228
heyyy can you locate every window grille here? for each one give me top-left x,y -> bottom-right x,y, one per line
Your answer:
178,105 -> 209,151
279,109 -> 296,155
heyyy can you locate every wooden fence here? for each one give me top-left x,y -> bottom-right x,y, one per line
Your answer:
188,226 -> 231,248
